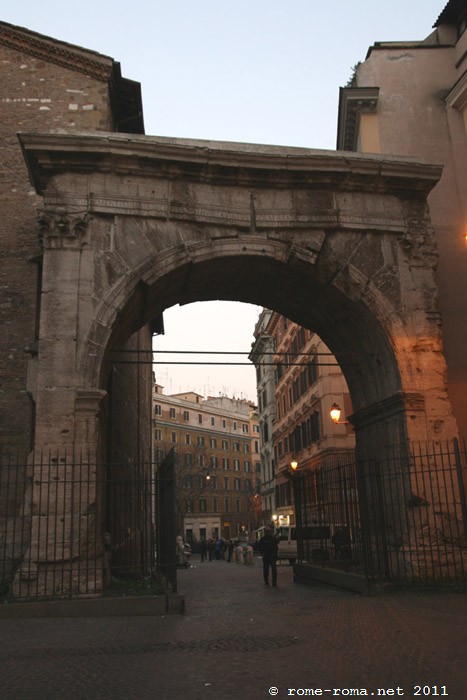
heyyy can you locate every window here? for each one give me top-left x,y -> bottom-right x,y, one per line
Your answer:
183,410 -> 190,421
199,454 -> 205,467
223,457 -> 229,469
242,423 -> 249,434
224,477 -> 229,490
185,434 -> 191,445
244,460 -> 250,472
210,438 -> 217,448
275,363 -> 283,383
169,408 -> 176,418
210,456 -> 218,468
222,419 -> 227,428
210,417 -> 215,426
184,475 -> 193,488
233,459 -> 240,471
311,410 -> 321,443
198,436 -> 205,447
184,453 -> 192,467
253,425 -> 259,433
222,440 -> 228,450
211,476 -> 217,490
245,479 -> 251,491
233,421 -> 237,430
236,497 -> 241,512
155,404 -> 162,415
199,498 -> 207,513
233,442 -> 240,452
254,440 -> 259,452
198,414 -> 203,424
308,356 -> 318,385
300,367 -> 308,395
186,498 -> 193,513
298,327 -> 306,348
171,432 -> 176,443
234,478 -> 241,491
224,497 -> 229,512
212,497 -> 218,513
155,429 -> 161,440
243,443 -> 250,453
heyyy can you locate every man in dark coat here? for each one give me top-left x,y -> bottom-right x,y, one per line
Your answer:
259,527 -> 279,586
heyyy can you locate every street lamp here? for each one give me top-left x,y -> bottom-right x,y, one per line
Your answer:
290,459 -> 298,471
330,402 -> 349,425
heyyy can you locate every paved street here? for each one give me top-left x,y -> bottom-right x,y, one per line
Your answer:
0,555 -> 466,700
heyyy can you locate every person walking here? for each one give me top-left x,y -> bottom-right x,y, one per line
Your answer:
259,526 -> 278,586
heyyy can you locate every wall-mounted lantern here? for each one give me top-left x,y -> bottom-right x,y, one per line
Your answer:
330,402 -> 350,425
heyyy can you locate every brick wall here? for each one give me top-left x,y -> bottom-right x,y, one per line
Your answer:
0,29 -> 142,453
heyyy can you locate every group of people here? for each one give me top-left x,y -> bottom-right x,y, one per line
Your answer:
197,530 -> 278,585
198,537 -> 237,562
191,525 -> 352,587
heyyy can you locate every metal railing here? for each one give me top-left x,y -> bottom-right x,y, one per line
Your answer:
1,439 -> 466,600
293,440 -> 467,589
0,450 -> 163,600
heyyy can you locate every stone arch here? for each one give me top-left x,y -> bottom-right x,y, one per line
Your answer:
85,235 -> 399,411
19,131 -> 456,454
14,131 -> 459,598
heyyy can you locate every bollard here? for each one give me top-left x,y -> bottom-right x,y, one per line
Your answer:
244,546 -> 254,565
236,546 -> 244,564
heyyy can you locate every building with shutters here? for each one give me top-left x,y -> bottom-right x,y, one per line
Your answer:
250,312 -> 354,527
153,384 -> 260,543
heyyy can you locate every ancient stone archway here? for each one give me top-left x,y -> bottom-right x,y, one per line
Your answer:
17,132 -> 458,596
22,132 -> 456,451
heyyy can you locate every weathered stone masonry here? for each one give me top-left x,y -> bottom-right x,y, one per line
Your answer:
0,20 -> 143,453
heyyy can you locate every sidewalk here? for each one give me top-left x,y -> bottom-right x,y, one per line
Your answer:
0,554 -> 466,699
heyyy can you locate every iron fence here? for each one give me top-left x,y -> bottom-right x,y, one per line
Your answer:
293,440 -> 467,589
0,450 -> 166,601
1,439 -> 466,600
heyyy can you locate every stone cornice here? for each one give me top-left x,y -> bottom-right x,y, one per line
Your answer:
19,131 -> 443,200
336,87 -> 379,152
0,21 -> 112,82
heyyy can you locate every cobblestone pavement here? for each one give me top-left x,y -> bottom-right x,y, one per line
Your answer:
1,556 -> 466,700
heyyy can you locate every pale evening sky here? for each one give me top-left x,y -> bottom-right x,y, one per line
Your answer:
3,1 -> 446,401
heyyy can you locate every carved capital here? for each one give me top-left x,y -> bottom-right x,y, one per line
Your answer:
75,389 -> 107,416
38,210 -> 90,250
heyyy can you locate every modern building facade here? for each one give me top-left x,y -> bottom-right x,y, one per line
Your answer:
250,311 -> 355,527
337,0 -> 467,438
153,384 -> 260,542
